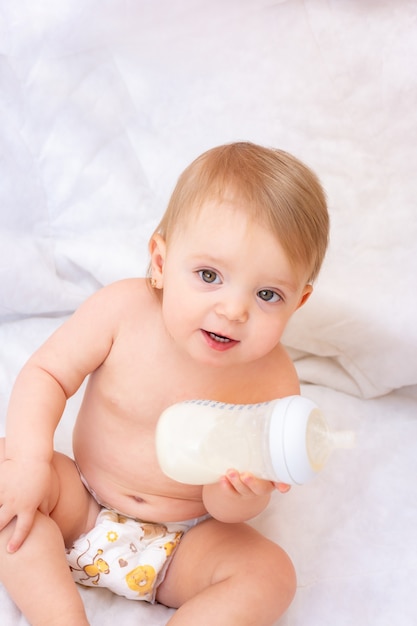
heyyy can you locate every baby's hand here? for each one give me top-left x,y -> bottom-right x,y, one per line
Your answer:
202,470 -> 291,522
0,458 -> 54,553
222,470 -> 291,497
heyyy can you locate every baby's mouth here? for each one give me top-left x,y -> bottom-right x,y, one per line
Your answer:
201,329 -> 238,351
208,331 -> 231,343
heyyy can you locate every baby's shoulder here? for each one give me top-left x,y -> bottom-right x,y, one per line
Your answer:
81,278 -> 157,321
100,277 -> 151,301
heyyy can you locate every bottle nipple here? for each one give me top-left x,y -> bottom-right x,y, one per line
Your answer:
329,430 -> 356,450
306,409 -> 356,472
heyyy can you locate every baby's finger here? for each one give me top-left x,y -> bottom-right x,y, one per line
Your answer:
0,509 -> 12,535
7,512 -> 35,553
240,473 -> 275,496
275,482 -> 291,493
222,470 -> 253,495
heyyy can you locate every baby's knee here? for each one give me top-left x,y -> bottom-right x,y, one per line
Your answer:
268,543 -> 297,604
247,541 -> 297,620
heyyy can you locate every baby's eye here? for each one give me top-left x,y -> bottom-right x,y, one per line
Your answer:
257,289 -> 281,303
198,269 -> 220,284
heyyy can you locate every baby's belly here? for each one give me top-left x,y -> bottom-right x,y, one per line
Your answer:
73,417 -> 206,523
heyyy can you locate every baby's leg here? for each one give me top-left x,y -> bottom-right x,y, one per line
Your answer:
157,518 -> 296,626
0,440 -> 100,626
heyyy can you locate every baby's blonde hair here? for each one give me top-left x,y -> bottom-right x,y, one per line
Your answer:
151,142 -> 329,282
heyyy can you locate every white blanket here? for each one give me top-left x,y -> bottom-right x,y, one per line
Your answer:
1,1 -> 417,624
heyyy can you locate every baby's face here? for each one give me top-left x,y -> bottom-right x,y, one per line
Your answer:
154,199 -> 311,367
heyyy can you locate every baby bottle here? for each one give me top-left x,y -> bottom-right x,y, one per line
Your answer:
156,395 -> 355,485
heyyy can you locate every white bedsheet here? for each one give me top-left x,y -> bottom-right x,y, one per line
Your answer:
1,1 -> 416,624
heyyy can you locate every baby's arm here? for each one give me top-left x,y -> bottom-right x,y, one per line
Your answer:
0,361 -> 69,552
203,348 -> 300,523
0,282 -> 127,551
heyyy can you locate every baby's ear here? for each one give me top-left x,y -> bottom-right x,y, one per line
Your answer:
148,234 -> 166,288
296,283 -> 313,310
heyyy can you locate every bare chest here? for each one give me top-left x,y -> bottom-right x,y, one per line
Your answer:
71,310 -> 289,519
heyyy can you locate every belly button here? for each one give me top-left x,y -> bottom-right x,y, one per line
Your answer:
132,495 -> 145,503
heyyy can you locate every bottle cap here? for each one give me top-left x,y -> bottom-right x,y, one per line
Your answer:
268,395 -> 318,485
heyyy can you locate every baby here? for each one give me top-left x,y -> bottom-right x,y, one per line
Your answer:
0,142 -> 329,625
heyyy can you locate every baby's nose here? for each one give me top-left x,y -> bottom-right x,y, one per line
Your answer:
215,293 -> 249,323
